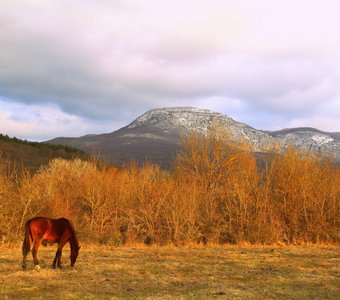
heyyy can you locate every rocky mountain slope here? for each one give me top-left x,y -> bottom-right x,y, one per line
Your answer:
47,107 -> 340,167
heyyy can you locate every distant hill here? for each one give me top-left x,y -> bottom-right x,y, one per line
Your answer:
0,134 -> 86,172
265,127 -> 340,140
47,107 -> 340,167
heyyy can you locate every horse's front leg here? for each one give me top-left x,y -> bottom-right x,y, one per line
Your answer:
53,249 -> 62,269
32,241 -> 41,271
57,249 -> 63,268
53,239 -> 68,269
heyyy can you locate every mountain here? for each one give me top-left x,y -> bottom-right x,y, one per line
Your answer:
266,127 -> 340,159
47,107 -> 340,167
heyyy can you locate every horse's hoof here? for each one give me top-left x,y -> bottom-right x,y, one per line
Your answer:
34,265 -> 41,271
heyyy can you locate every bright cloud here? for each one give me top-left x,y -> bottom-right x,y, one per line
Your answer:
0,100 -> 125,141
0,0 -> 339,140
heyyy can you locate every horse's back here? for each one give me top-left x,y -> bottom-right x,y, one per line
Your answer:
27,217 -> 50,240
28,217 -> 70,227
27,217 -> 73,243
54,218 -> 73,234
56,217 -> 71,225
28,217 -> 50,229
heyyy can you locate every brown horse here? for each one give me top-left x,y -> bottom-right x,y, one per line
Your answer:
22,217 -> 80,270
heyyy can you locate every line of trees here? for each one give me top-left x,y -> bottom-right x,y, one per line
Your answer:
0,129 -> 339,245
0,133 -> 84,153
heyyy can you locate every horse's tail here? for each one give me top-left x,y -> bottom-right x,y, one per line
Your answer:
22,220 -> 31,256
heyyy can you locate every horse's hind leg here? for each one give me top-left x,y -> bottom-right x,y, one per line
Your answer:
22,221 -> 31,269
32,241 -> 41,270
22,246 -> 30,269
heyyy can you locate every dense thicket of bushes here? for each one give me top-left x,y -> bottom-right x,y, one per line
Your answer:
0,130 -> 339,245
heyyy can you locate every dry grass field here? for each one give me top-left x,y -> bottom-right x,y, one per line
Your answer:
0,244 -> 339,299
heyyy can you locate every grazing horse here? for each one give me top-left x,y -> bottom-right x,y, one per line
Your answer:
22,217 -> 80,270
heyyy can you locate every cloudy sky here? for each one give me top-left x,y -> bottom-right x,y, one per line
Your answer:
1,0 -> 340,141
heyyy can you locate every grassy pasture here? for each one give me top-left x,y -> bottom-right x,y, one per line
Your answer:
0,244 -> 339,299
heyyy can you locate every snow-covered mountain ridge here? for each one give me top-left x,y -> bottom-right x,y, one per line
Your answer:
127,107 -> 340,159
48,107 -> 340,166
127,107 -> 276,151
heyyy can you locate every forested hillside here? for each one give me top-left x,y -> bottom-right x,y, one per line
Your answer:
0,134 -> 86,172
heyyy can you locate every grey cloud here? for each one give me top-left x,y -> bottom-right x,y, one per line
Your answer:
0,0 -> 340,133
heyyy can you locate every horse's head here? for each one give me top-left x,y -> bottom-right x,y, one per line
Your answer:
70,245 -> 80,267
